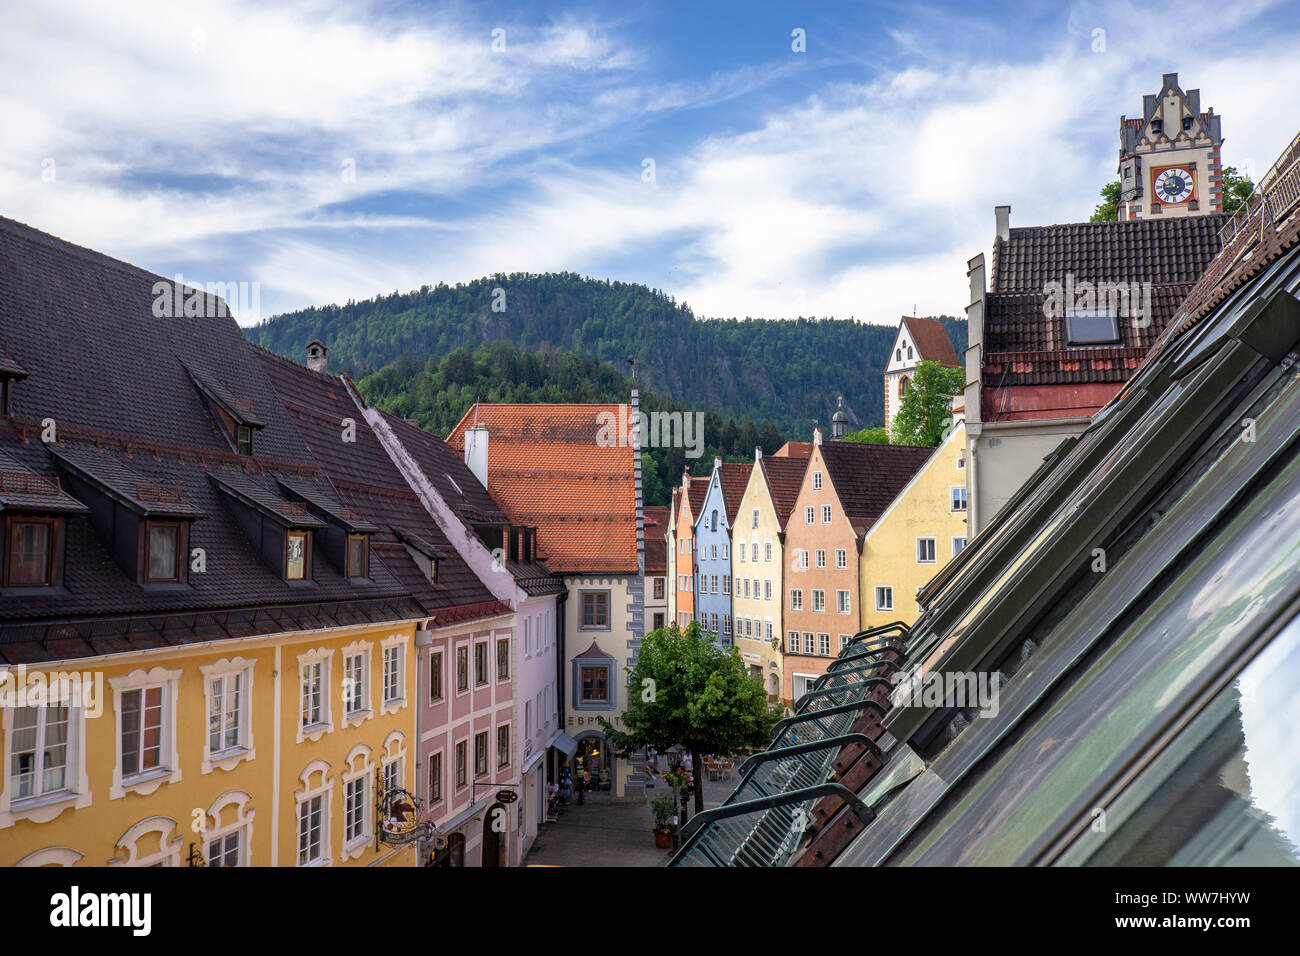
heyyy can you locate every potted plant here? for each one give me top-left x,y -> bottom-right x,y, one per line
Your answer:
651,794 -> 677,849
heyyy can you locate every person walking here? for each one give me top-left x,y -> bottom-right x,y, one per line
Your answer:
576,769 -> 586,805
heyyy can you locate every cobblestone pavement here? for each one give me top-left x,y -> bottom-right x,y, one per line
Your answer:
522,771 -> 734,867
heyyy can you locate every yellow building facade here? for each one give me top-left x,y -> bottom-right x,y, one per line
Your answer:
1,619 -> 419,867
859,420 -> 969,631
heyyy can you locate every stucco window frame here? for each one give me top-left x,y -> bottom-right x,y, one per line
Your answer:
108,666 -> 183,801
295,759 -> 335,867
204,789 -> 256,867
340,744 -> 375,860
108,814 -> 183,866
572,653 -> 616,712
579,589 -> 612,632
296,647 -> 335,743
199,656 -> 256,774
380,633 -> 409,715
0,690 -> 91,828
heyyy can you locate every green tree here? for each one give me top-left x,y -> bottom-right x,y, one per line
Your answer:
843,426 -> 889,444
1220,166 -> 1254,214
640,451 -> 668,509
599,621 -> 779,813
890,360 -> 963,446
1090,180 -> 1121,222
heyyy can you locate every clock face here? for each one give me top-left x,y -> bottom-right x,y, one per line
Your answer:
1154,167 -> 1194,204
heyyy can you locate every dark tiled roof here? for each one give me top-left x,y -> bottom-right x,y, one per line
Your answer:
382,411 -> 508,527
643,505 -> 669,573
819,441 -> 935,526
0,447 -> 88,514
759,455 -> 808,529
991,215 -> 1225,294
49,443 -> 205,518
902,316 -> 960,366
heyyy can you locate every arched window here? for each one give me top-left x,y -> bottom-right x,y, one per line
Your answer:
899,376 -> 910,399
710,510 -> 718,532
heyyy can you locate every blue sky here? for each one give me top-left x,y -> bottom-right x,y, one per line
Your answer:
3,0 -> 1298,326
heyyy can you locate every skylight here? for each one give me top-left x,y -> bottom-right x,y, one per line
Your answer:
1064,306 -> 1121,345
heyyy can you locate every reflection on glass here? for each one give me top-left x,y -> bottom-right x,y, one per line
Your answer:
286,532 -> 307,580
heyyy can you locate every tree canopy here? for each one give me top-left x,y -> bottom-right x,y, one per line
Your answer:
890,360 -> 963,446
599,621 -> 779,811
843,426 -> 889,444
1090,180 -> 1122,222
1220,166 -> 1254,214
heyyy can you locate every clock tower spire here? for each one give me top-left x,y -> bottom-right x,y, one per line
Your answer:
1118,73 -> 1223,221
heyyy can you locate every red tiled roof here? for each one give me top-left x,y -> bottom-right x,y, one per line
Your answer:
902,316 -> 960,367
718,461 -> 752,523
773,441 -> 812,458
446,403 -> 638,574
760,455 -> 808,529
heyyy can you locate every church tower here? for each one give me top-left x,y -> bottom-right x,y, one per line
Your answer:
1118,73 -> 1223,221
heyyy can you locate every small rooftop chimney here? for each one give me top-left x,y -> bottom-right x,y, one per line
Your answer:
306,340 -> 327,373
754,446 -> 762,463
994,205 -> 1011,243
464,424 -> 489,489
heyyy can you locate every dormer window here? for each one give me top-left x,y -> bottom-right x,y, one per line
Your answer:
144,520 -> 185,583
3,515 -> 61,587
236,425 -> 253,456
1182,116 -> 1193,131
286,531 -> 310,581
346,534 -> 368,579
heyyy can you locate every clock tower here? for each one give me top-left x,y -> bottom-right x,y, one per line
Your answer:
1117,73 -> 1223,221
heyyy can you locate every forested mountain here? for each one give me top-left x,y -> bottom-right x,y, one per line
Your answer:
246,272 -> 966,438
356,341 -> 787,507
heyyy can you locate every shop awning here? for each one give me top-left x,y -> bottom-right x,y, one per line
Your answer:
549,731 -> 579,759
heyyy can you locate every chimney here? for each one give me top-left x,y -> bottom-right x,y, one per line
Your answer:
713,456 -> 722,474
813,426 -> 822,447
994,205 -> 1010,243
306,340 -> 327,373
754,446 -> 762,463
464,424 -> 489,489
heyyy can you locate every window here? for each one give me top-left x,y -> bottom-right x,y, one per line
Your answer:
345,776 -> 366,845
837,590 -> 851,614
876,586 -> 894,611
764,579 -> 772,601
455,741 -> 467,788
456,646 -> 468,693
710,612 -> 719,634
10,705 -> 70,800
738,540 -> 746,563
497,637 -> 510,681
723,615 -> 732,637
790,589 -> 803,611
722,575 -> 730,594
764,541 -> 772,562
4,516 -> 58,587
813,471 -> 822,490
298,794 -> 325,865
430,652 -> 444,701
839,634 -> 851,651
805,506 -> 815,525
384,756 -> 402,797
346,534 -> 367,578
836,549 -> 847,569
286,530 -> 309,581
896,348 -> 902,361
950,485 -> 968,512
957,456 -> 966,470
344,652 -> 367,716
813,589 -> 825,612
822,505 -> 832,524
428,753 -> 442,803
382,645 -> 401,705
722,543 -> 729,560
581,591 -> 610,629
474,732 -> 488,776
797,550 -> 809,570
208,829 -> 242,868
788,631 -> 799,653
752,542 -> 759,563
121,686 -> 164,778
907,346 -> 913,360
953,536 -> 967,556
474,642 -> 488,685
144,520 -> 183,583
302,661 -> 325,728
653,577 -> 665,600
818,634 -> 830,656
766,621 -> 773,641
1065,307 -> 1122,345
498,725 -> 510,768
236,425 -> 254,456
743,579 -> 751,598
710,574 -> 718,594
525,700 -> 532,741
803,633 -> 815,654
917,537 -> 937,563
815,549 -> 826,569
744,617 -> 752,638
580,666 -> 609,704
751,509 -> 759,529
208,673 -> 243,756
